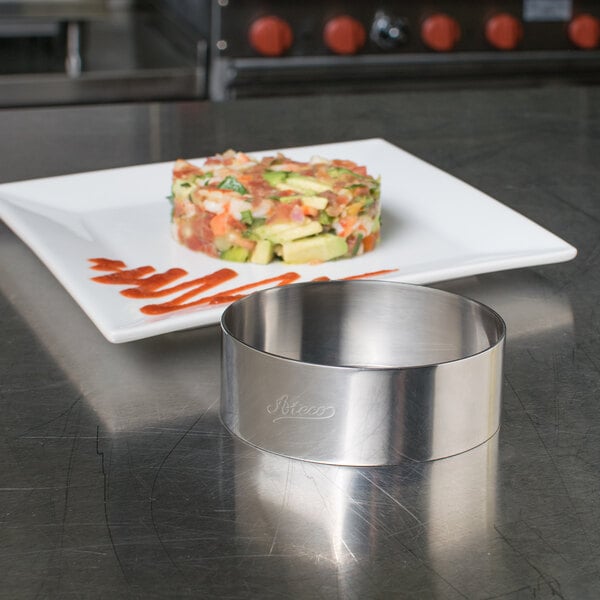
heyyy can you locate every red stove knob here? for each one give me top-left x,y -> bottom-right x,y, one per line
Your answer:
421,13 -> 461,51
324,15 -> 366,55
485,13 -> 523,50
249,16 -> 293,57
568,14 -> 600,49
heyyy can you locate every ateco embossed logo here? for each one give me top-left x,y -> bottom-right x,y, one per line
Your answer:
266,395 -> 335,423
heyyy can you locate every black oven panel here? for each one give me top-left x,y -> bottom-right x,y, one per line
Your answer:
214,0 -> 599,57
209,0 -> 600,99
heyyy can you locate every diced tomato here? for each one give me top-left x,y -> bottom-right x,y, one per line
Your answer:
326,204 -> 343,217
302,205 -> 319,217
350,185 -> 369,196
332,159 -> 367,177
173,159 -> 204,179
338,216 -> 357,238
236,174 -> 253,185
313,164 -> 330,179
210,210 -> 231,236
182,212 -> 218,256
268,202 -> 295,223
275,162 -> 305,172
230,232 -> 256,251
362,232 -> 378,253
173,203 -> 186,218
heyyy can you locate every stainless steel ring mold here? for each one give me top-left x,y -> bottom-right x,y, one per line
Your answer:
220,280 -> 505,466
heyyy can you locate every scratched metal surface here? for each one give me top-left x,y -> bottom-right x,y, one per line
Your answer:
1,86 -> 599,599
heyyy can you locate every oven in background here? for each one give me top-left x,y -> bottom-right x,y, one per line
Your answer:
1,0 -> 599,107
208,0 -> 600,100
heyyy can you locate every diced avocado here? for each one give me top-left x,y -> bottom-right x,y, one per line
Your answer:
253,220 -> 323,244
193,171 -> 212,186
214,235 -> 233,252
277,195 -> 328,210
263,170 -> 290,186
172,178 -> 195,197
250,239 -> 274,264
242,216 -> 267,239
278,174 -> 332,195
358,195 -> 375,208
252,222 -> 298,239
282,234 -> 348,264
221,246 -> 250,262
277,221 -> 323,242
300,196 -> 328,210
327,166 -> 359,178
318,211 -> 333,225
276,194 -> 302,204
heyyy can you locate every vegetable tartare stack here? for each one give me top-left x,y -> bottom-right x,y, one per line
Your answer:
169,150 -> 381,264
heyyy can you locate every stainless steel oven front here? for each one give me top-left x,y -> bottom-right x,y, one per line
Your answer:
0,0 -> 207,107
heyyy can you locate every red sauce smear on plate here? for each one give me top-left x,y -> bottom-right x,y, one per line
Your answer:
88,258 -> 397,316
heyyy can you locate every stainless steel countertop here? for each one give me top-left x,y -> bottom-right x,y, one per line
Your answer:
1,86 -> 599,599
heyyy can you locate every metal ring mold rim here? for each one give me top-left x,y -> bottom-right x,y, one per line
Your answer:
220,280 -> 506,370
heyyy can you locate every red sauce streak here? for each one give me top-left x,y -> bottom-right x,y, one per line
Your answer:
89,258 -> 127,272
343,268 -> 398,281
88,258 -> 397,316
142,271 -> 300,315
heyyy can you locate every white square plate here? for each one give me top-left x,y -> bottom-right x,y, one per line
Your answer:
0,138 -> 576,343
